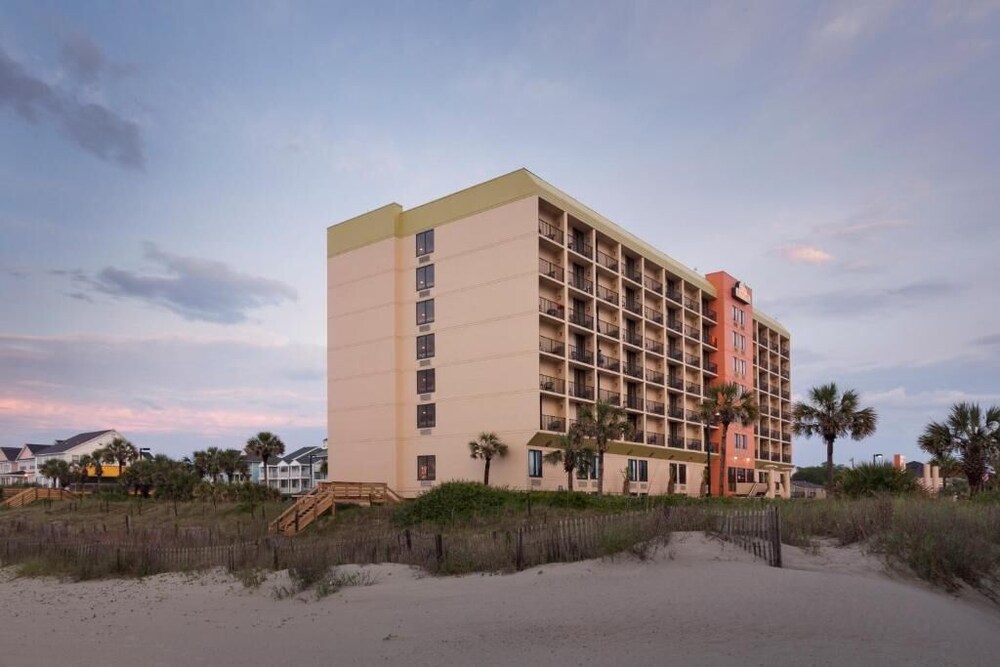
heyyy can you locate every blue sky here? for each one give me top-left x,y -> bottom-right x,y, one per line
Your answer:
1,0 -> 998,466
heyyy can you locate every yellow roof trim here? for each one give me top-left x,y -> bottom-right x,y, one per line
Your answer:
753,309 -> 791,338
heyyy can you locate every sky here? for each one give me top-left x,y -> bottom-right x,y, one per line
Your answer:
1,0 -> 998,466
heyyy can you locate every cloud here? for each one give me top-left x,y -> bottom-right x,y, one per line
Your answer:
0,45 -> 144,169
762,280 -> 960,318
0,333 -> 325,455
775,244 -> 834,264
60,31 -> 106,84
972,333 -> 1000,348
819,218 -> 910,237
79,243 -> 298,324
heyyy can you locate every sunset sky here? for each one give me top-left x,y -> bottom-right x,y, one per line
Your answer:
2,1 -> 998,466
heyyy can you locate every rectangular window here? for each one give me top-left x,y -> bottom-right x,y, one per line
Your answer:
416,334 -> 435,359
417,455 -> 436,480
416,299 -> 435,325
416,229 -> 434,256
417,403 -> 436,428
733,357 -> 746,376
528,449 -> 543,478
417,369 -> 436,393
732,305 -> 745,328
416,264 -> 435,290
734,434 -> 747,450
577,452 -> 600,480
627,458 -> 648,482
732,331 -> 745,352
670,463 -> 687,485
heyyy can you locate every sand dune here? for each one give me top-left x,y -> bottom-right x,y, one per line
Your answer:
1,533 -> 997,666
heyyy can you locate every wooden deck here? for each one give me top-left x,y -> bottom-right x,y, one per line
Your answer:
0,487 -> 80,509
269,481 -> 402,536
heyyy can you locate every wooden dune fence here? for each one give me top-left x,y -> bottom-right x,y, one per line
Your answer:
0,506 -> 778,575
717,507 -> 782,567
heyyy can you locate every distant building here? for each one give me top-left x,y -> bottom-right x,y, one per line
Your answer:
251,444 -> 327,495
1,430 -> 126,486
903,460 -> 945,493
791,480 -> 827,499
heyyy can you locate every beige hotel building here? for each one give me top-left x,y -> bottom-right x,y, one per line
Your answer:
327,169 -> 792,498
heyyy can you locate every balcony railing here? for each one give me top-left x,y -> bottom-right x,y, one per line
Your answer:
686,410 -> 701,422
598,388 -> 620,405
780,369 -> 790,379
648,400 -> 665,415
702,329 -> 716,346
781,454 -> 792,464
686,354 -> 701,367
596,250 -> 618,272
569,345 -> 594,364
780,345 -> 789,357
667,348 -> 683,362
624,365 -> 643,379
645,338 -> 664,355
539,374 -> 565,393
684,325 -> 701,341
704,306 -> 717,322
665,288 -> 682,304
539,257 -> 563,281
667,378 -> 684,391
704,361 -> 718,374
646,432 -> 665,447
624,299 -> 643,315
568,236 -> 593,258
539,335 -> 565,356
645,307 -> 663,324
645,369 -> 664,384
683,296 -> 699,312
627,430 -> 644,444
643,275 -> 663,293
686,439 -> 703,451
781,390 -> 790,400
540,414 -> 565,432
624,330 -> 643,347
567,382 -> 595,400
686,382 -> 701,395
624,264 -> 642,283
569,273 -> 593,294
597,319 -> 620,338
668,406 -> 684,419
625,395 -> 644,411
668,435 -> 685,448
569,310 -> 593,329
596,284 -> 618,304
539,297 -> 564,319
596,353 -> 620,372
539,219 -> 564,244
667,318 -> 683,333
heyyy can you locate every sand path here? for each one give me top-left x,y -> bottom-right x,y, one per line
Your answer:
1,533 -> 997,666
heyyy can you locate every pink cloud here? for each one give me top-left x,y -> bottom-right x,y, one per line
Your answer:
776,244 -> 834,264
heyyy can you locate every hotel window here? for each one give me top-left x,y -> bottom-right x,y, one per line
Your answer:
670,462 -> 687,485
416,229 -> 434,256
416,334 -> 435,359
732,305 -> 745,328
417,403 -> 436,428
734,434 -> 747,450
416,264 -> 435,290
732,332 -> 746,352
528,449 -> 543,478
627,458 -> 648,482
417,369 -> 436,393
577,452 -> 600,480
733,357 -> 747,376
417,455 -> 436,481
416,299 -> 435,325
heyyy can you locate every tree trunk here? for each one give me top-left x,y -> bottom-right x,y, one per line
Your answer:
597,447 -> 606,495
483,457 -> 491,486
825,437 -> 835,488
567,469 -> 574,492
717,424 -> 729,497
262,456 -> 269,486
704,426 -> 712,498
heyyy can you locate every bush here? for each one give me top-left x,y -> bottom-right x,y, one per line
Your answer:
837,463 -> 920,498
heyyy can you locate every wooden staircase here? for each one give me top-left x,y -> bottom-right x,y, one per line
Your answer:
268,481 -> 402,536
1,487 -> 79,509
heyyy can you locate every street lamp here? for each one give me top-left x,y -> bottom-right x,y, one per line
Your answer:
308,454 -> 315,491
873,453 -> 884,465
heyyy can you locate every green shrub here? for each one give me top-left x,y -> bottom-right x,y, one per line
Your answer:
837,463 -> 920,498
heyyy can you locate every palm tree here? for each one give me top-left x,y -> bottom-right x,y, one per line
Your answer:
39,459 -> 72,488
697,402 -> 721,497
74,455 -> 93,485
103,437 -> 139,475
89,448 -> 107,488
245,432 -> 285,487
542,426 -> 594,491
792,383 -> 878,489
918,403 -> 999,496
701,383 -> 759,497
576,400 -> 632,495
218,448 -> 248,483
468,432 -> 508,486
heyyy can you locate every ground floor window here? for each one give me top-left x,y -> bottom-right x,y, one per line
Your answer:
669,463 -> 687,485
576,452 -> 600,480
417,455 -> 436,481
528,449 -> 543,478
627,458 -> 648,482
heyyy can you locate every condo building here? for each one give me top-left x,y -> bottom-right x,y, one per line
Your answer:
327,169 -> 792,498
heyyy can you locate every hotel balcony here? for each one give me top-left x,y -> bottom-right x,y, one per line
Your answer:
539,257 -> 563,282
539,297 -> 564,319
665,288 -> 682,304
686,354 -> 701,368
703,361 -> 718,376
597,319 -> 620,339
704,306 -> 717,322
668,406 -> 685,419
624,298 -> 643,316
646,432 -> 666,447
648,399 -> 665,415
624,264 -> 643,284
626,430 -> 644,444
625,395 -> 644,411
683,296 -> 699,312
539,375 -> 565,394
598,388 -> 621,405
667,348 -> 683,363
568,382 -> 595,401
686,439 -> 703,451
569,345 -> 594,365
667,317 -> 683,334
667,378 -> 684,392
645,338 -> 664,355
596,249 -> 618,272
540,414 -> 566,432
643,275 -> 663,294
668,435 -> 685,448
596,284 -> 619,305
646,369 -> 665,385
569,310 -> 594,329
568,236 -> 593,259
539,335 -> 565,356
538,219 -> 564,244
569,274 -> 593,295
624,330 -> 643,347
624,364 -> 643,380
645,306 -> 664,324
596,352 -> 620,372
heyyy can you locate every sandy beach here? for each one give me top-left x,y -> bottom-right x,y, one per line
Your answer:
2,533 -> 997,666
